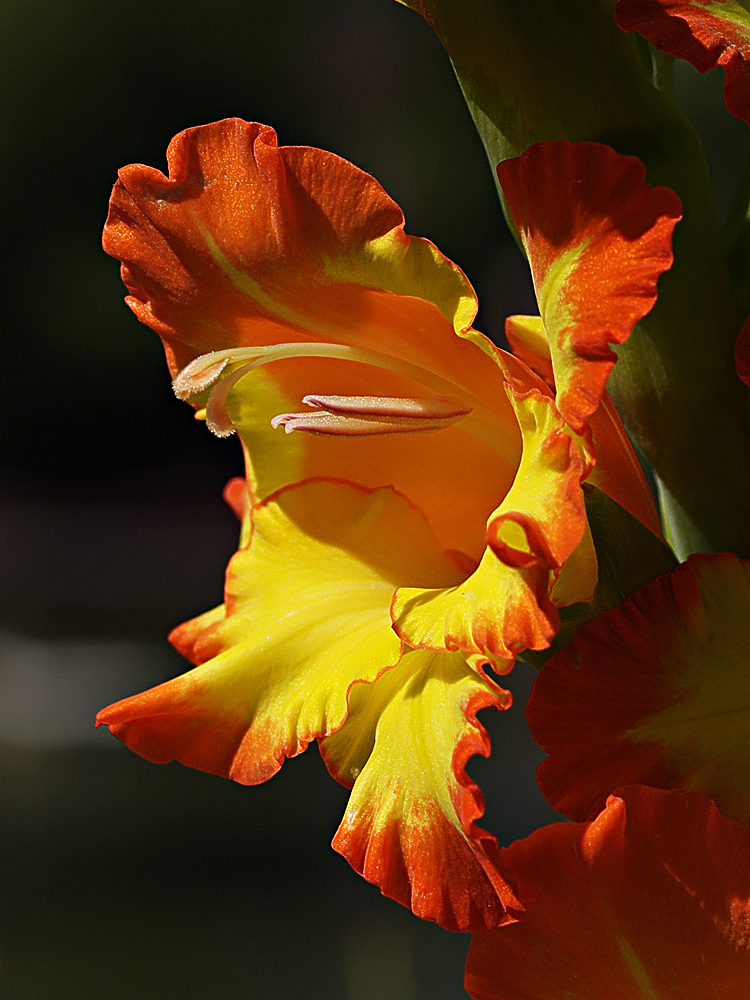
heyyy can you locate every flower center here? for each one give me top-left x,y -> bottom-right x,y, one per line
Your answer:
173,341 -> 516,462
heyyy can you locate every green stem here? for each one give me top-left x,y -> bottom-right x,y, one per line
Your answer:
399,0 -> 750,556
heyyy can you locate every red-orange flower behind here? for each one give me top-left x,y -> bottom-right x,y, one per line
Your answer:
466,785 -> 750,999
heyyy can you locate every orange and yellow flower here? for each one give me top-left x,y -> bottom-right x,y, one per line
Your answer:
97,119 -> 678,929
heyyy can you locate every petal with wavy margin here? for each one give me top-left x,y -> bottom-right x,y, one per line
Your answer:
617,0 -> 750,125
103,117 -> 520,553
103,119 -> 478,369
466,785 -> 750,999
321,648 -> 520,931
527,552 -> 750,826
392,354 -> 589,666
97,478 -> 463,784
497,142 -> 681,434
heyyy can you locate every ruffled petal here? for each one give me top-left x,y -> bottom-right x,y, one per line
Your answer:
485,353 -> 588,571
527,552 -> 750,826
617,0 -> 750,125
320,648 -> 520,931
103,117 -> 520,555
392,548 -> 559,670
104,118 -> 475,368
392,352 -> 590,667
97,478 -> 463,784
466,785 -> 750,999
497,141 -> 682,433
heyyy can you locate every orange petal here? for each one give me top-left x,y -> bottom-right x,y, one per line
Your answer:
527,552 -> 750,826
104,119 -> 471,369
466,785 -> 750,999
97,478 -> 463,784
320,648 -> 520,931
103,118 -> 519,555
497,141 -> 682,433
617,0 -> 750,125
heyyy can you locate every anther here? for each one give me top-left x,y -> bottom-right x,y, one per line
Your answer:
271,394 -> 472,437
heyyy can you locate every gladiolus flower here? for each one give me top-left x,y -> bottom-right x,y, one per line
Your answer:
97,119 -> 678,929
465,785 -> 750,999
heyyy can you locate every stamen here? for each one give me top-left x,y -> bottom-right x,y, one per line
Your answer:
302,395 -> 472,419
171,341 -> 520,463
271,394 -> 472,437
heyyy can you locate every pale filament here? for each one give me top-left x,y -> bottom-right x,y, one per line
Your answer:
173,342 -> 519,463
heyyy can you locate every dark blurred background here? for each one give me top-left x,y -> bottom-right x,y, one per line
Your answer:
1,1 -> 747,997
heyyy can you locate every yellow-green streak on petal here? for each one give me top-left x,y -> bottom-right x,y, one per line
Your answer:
624,555 -> 750,816
707,2 -> 750,32
537,240 -> 590,344
498,142 -> 681,436
529,553 -> 750,827
616,933 -> 661,999
199,221 -> 313,329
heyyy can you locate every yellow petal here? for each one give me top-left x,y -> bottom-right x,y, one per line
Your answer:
97,478 -> 463,783
321,648 -> 520,931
